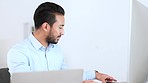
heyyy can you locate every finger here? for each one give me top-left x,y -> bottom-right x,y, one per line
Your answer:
106,76 -> 117,81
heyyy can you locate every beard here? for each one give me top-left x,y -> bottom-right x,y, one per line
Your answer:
46,34 -> 61,44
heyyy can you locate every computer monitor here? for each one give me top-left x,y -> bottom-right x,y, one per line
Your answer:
128,0 -> 148,83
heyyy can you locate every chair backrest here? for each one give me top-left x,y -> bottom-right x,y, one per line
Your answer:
0,68 -> 10,83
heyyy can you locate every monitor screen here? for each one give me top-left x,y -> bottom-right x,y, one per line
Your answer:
129,0 -> 148,83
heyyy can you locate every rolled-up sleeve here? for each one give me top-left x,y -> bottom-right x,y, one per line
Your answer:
83,70 -> 96,80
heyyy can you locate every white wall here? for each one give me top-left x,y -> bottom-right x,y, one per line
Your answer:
0,0 -> 130,82
59,0 -> 130,81
0,1 -> 24,68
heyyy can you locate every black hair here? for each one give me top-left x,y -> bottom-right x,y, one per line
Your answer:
33,2 -> 65,29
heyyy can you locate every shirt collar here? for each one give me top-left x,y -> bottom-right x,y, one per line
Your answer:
29,33 -> 54,51
29,33 -> 43,50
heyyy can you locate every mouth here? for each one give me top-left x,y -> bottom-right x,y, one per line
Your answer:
56,36 -> 61,40
57,35 -> 62,39
58,35 -> 61,37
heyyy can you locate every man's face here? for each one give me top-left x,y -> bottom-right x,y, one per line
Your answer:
46,14 -> 65,44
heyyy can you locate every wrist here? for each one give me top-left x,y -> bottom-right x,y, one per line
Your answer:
95,70 -> 103,81
95,70 -> 100,79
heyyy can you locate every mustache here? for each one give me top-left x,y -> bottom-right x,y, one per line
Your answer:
57,35 -> 62,38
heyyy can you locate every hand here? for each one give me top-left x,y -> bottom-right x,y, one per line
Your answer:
83,80 -> 95,83
95,71 -> 117,83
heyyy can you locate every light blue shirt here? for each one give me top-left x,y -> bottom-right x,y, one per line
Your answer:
7,34 -> 95,80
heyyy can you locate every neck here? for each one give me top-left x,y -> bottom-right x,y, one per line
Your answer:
33,31 -> 48,48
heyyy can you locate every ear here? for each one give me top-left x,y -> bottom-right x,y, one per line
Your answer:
42,22 -> 50,32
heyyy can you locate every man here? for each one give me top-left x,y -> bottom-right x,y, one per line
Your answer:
7,2 -> 116,83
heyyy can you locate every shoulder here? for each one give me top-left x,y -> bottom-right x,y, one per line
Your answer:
12,39 -> 29,49
7,39 -> 30,55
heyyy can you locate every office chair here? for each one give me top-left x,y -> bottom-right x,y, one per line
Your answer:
0,68 -> 10,83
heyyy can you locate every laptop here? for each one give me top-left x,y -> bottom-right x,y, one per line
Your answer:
11,69 -> 83,83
